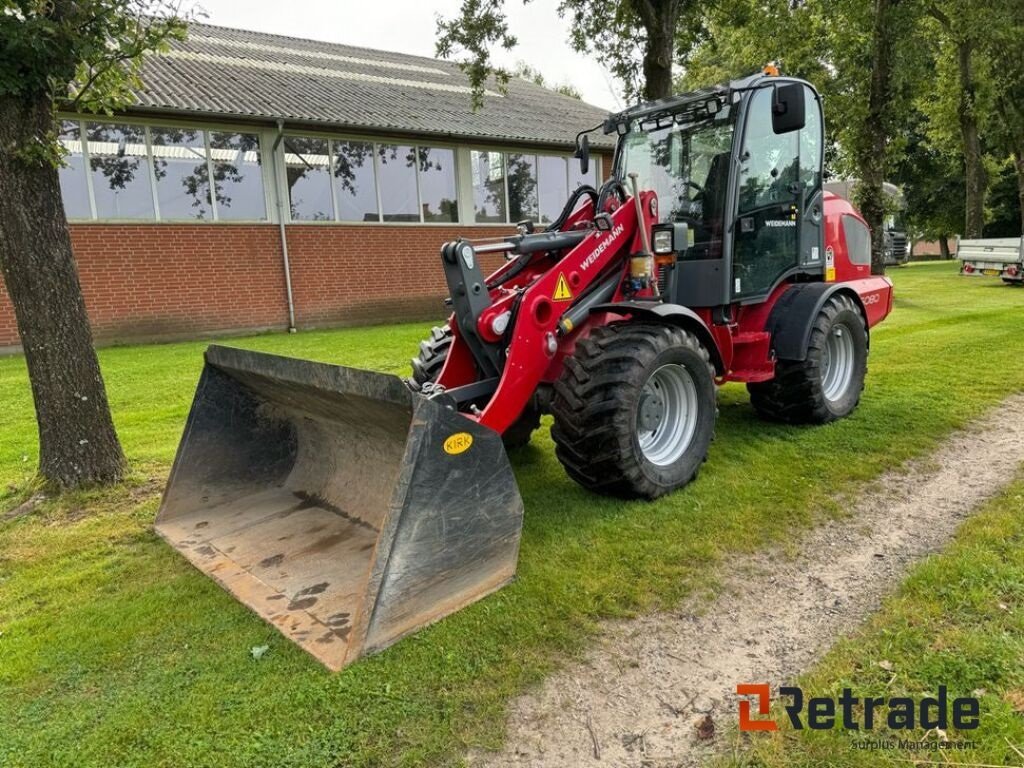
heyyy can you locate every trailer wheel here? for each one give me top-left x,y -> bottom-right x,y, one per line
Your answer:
748,293 -> 867,424
408,324 -> 539,448
550,323 -> 717,499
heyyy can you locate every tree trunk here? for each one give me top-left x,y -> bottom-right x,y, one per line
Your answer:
637,0 -> 680,101
0,94 -> 126,488
956,39 -> 986,238
938,234 -> 951,260
1015,149 -> 1024,235
642,28 -> 674,100
859,0 -> 897,276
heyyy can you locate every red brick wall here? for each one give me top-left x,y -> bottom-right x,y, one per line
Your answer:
287,225 -> 505,327
0,222 -> 510,349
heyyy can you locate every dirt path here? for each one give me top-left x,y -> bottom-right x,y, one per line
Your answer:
472,394 -> 1024,768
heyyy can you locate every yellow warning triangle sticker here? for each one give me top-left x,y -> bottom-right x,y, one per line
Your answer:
553,273 -> 573,301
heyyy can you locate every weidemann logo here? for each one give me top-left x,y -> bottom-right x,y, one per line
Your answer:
581,224 -> 625,270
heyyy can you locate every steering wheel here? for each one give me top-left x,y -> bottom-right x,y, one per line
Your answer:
683,180 -> 704,197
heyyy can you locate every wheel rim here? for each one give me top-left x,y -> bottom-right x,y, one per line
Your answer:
821,324 -> 855,402
636,364 -> 700,466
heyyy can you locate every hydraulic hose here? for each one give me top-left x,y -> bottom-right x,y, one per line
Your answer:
544,184 -> 599,232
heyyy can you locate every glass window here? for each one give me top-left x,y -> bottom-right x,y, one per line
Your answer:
284,137 -> 333,221
57,121 -> 90,219
150,127 -> 212,220
798,85 -> 822,203
86,122 -> 154,220
376,144 -> 419,222
619,106 -> 734,261
209,131 -> 266,220
569,157 -> 598,190
507,153 -> 538,222
333,141 -> 378,222
733,86 -> 801,297
538,155 -> 568,224
472,150 -> 506,223
843,215 -> 871,266
417,147 -> 458,223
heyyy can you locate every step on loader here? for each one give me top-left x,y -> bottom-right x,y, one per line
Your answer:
157,66 -> 893,670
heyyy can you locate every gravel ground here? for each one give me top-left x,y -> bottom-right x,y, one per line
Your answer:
471,393 -> 1024,768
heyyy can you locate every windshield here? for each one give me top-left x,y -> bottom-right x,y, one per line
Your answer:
618,107 -> 735,225
618,107 -> 735,259
885,213 -> 907,232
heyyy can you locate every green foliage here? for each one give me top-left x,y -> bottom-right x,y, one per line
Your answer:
0,0 -> 191,166
985,160 -> 1024,237
1,264 -> 1023,766
436,0 -> 517,109
683,0 -> 1024,242
437,0 -> 698,106
893,114 -> 964,240
512,61 -> 582,99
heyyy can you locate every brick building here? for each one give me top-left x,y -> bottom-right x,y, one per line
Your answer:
0,22 -> 614,349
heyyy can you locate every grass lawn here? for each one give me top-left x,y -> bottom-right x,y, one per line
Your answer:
1,262 -> 1023,768
718,474 -> 1024,767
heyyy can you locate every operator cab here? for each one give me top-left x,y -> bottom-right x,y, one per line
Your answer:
607,69 -> 825,308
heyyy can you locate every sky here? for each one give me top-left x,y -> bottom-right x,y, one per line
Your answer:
191,0 -> 625,111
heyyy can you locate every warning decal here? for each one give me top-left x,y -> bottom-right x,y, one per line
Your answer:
553,273 -> 573,301
825,245 -> 836,282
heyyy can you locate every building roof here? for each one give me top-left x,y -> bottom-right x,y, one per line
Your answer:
129,22 -> 616,150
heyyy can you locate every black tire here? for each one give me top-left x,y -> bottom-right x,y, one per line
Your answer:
409,324 -> 453,390
550,323 -> 717,500
408,324 -> 539,449
748,293 -> 867,424
501,399 -> 543,450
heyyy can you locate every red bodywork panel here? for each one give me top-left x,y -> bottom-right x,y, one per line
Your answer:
437,190 -> 892,435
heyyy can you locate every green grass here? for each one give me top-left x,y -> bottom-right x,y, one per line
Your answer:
0,262 -> 1022,768
717,474 -> 1024,768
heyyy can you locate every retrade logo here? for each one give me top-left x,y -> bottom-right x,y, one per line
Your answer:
737,684 -> 980,732
737,684 -> 777,731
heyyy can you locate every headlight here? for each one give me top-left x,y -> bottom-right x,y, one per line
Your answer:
652,228 -> 674,254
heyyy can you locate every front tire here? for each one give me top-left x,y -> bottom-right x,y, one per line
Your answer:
550,323 -> 717,499
408,323 -> 540,449
748,293 -> 868,424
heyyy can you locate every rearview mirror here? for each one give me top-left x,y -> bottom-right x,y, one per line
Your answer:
575,133 -> 590,176
772,83 -> 806,134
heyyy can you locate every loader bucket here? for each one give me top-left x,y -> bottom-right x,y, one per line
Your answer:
156,345 -> 523,671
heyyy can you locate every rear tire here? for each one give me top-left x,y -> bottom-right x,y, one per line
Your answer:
408,324 -> 539,449
550,323 -> 717,500
748,293 -> 867,424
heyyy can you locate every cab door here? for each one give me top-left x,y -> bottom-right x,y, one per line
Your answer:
731,83 -> 824,301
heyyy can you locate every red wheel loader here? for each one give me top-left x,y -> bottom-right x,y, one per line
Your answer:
156,68 -> 893,670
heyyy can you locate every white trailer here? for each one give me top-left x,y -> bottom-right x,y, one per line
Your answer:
957,237 -> 1024,284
